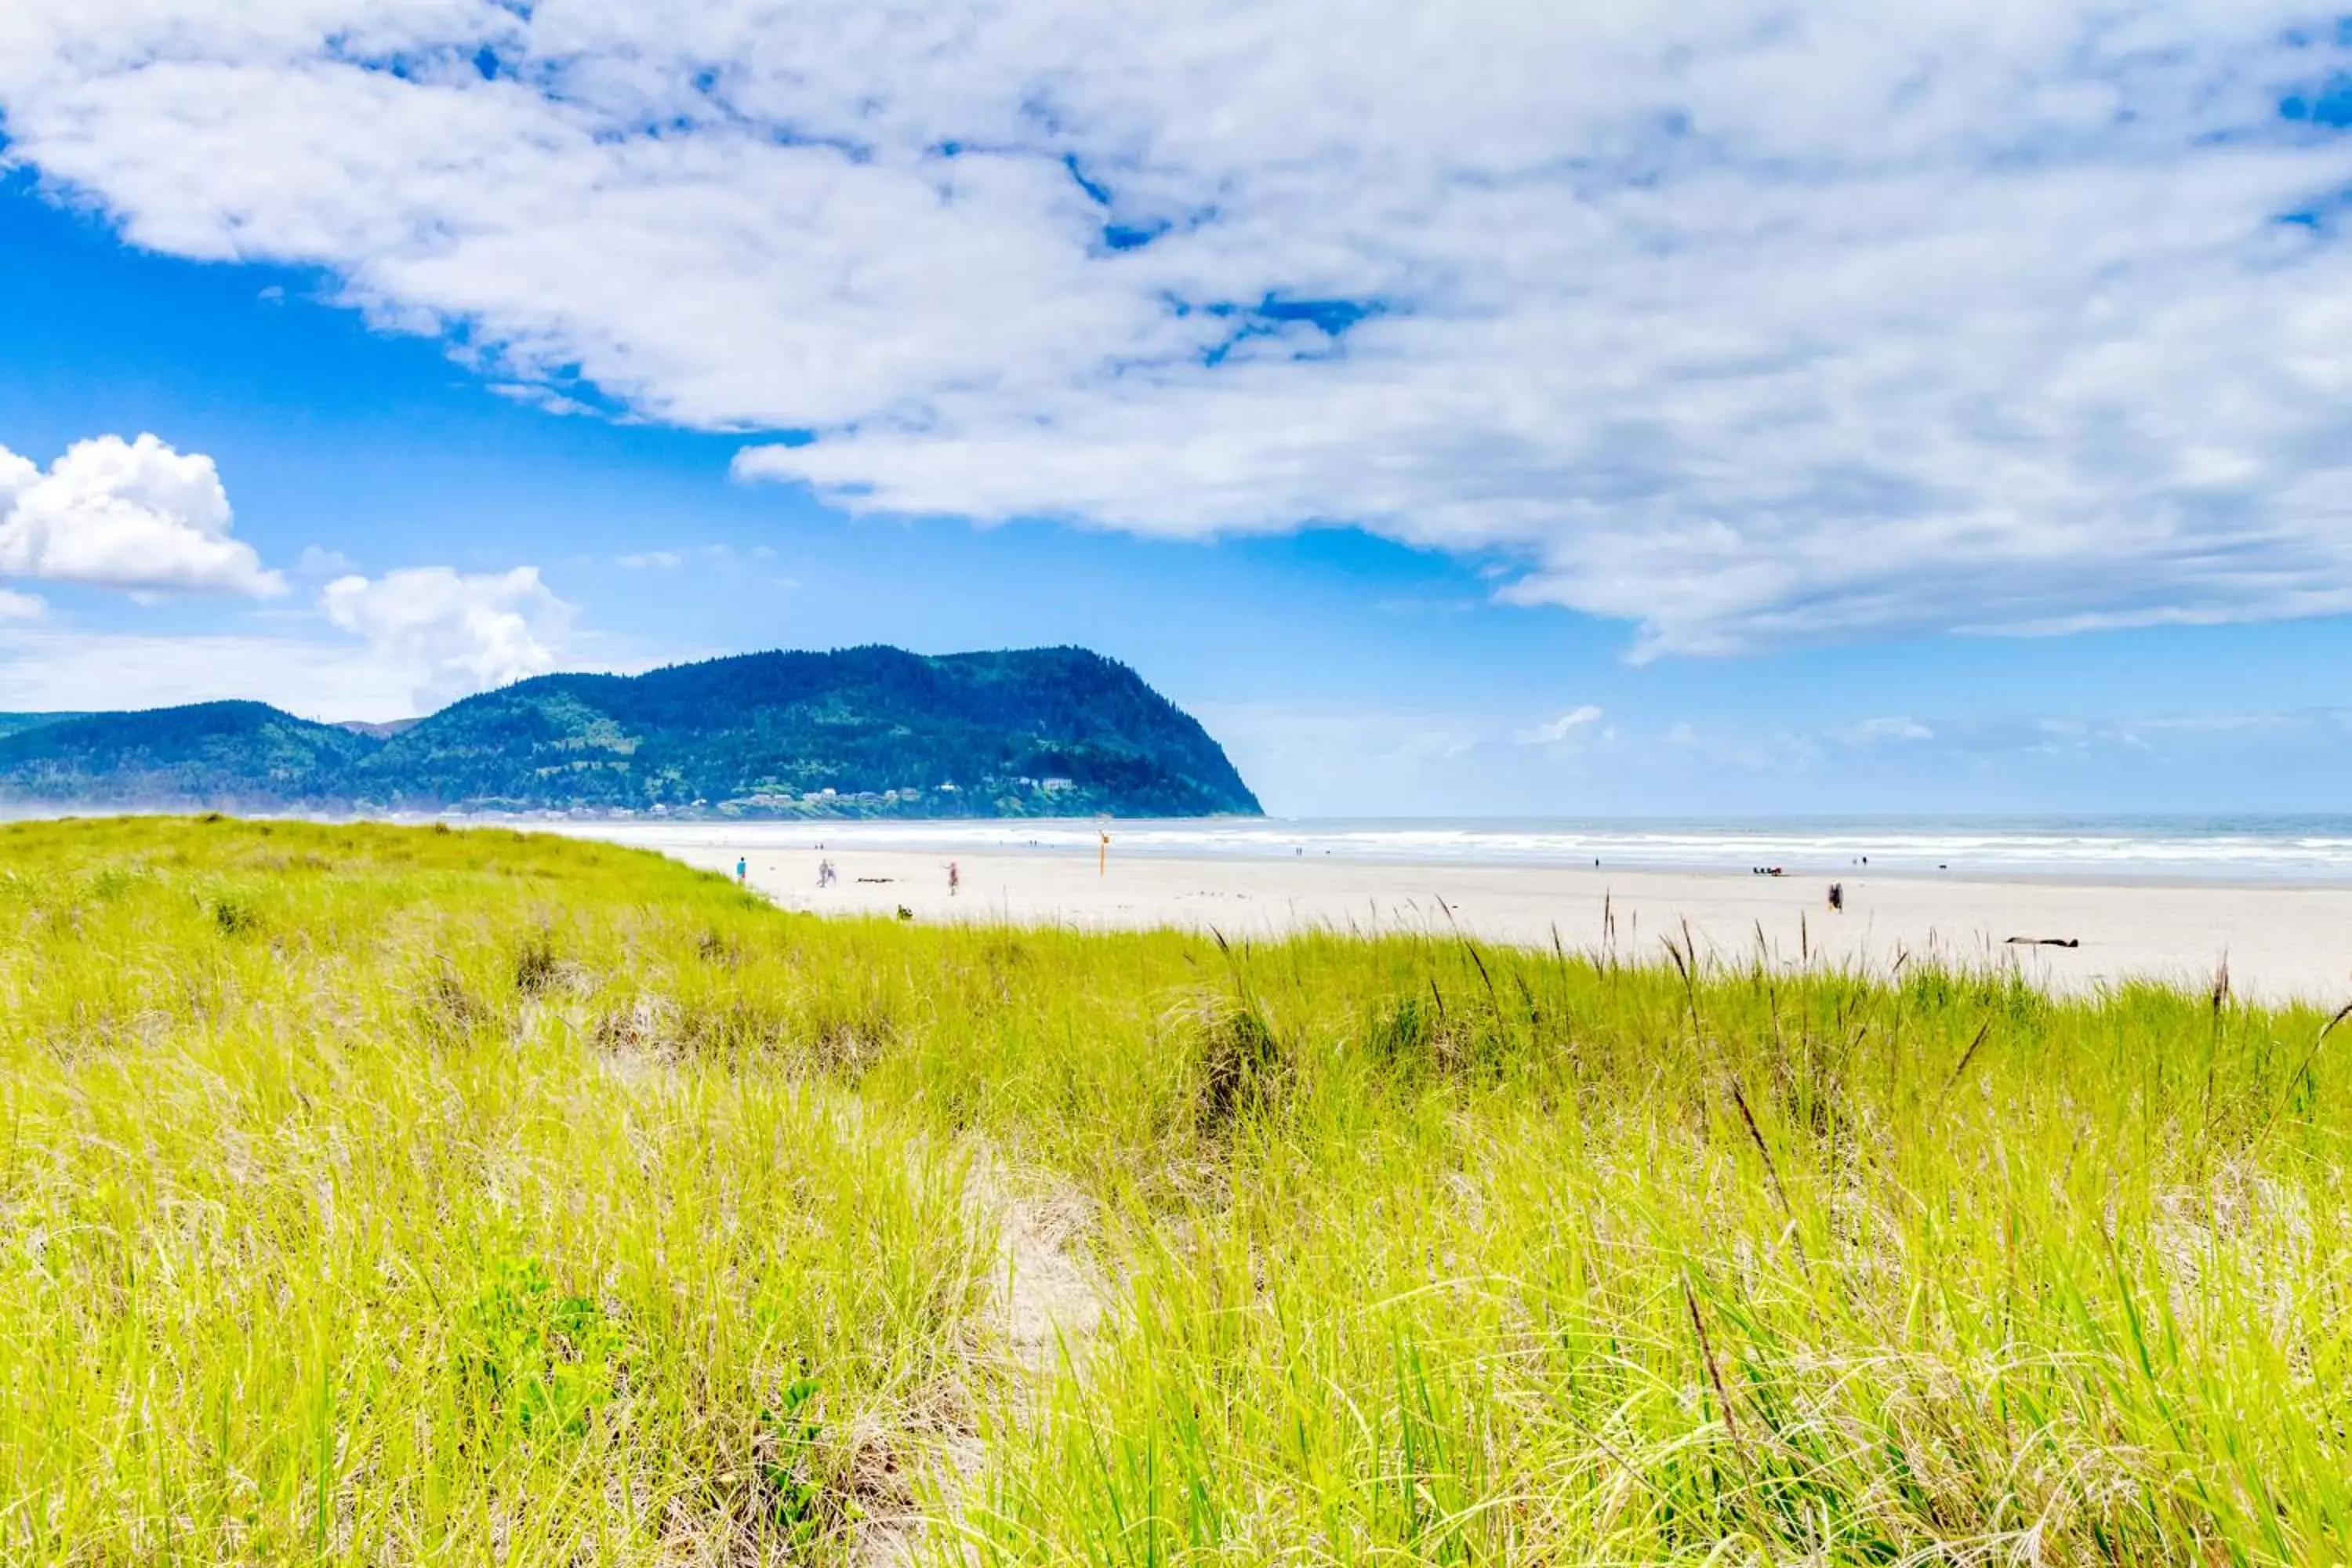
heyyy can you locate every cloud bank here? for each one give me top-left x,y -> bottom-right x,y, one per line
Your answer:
8,3 -> 2352,653
0,434 -> 283,597
0,627 -> 439,721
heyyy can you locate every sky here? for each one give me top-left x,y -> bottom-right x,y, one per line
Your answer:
2,2 -> 2352,817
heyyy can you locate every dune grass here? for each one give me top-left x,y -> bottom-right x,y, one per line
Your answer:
0,816 -> 2347,1564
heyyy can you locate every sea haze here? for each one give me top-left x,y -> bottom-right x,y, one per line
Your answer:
545,815 -> 2352,885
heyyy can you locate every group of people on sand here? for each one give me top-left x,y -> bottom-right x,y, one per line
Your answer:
1740,862 -> 1848,913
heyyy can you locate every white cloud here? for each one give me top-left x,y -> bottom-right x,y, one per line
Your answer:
490,382 -> 604,419
8,5 -> 2352,653
0,434 -> 284,597
320,565 -> 572,706
615,543 -> 768,572
1516,706 -> 1606,746
0,590 -> 45,620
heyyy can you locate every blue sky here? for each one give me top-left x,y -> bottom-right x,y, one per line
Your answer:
4,2 -> 2352,816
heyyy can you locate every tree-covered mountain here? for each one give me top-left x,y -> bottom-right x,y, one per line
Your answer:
0,647 -> 1261,818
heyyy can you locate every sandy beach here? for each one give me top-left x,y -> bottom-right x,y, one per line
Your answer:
585,833 -> 2352,1005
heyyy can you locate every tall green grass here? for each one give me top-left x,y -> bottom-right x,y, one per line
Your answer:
1,817 -> 2347,1564
0,818 -> 985,1564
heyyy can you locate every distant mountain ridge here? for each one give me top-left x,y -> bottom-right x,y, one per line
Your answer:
0,646 -> 1261,818
0,712 -> 93,741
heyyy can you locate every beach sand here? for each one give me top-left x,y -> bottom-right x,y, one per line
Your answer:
632,839 -> 2352,1005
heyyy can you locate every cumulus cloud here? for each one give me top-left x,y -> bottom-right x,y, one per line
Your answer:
10,5 -> 2352,652
0,434 -> 284,597
320,565 -> 572,706
1516,706 -> 1606,746
0,589 -> 45,620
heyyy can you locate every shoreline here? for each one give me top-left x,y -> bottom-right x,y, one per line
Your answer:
552,833 -> 2352,1006
535,819 -> 2352,893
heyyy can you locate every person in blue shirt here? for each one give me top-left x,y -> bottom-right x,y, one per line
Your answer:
735,856 -> 747,886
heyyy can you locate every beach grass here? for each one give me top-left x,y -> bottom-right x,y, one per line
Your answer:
1,816 -> 2347,1564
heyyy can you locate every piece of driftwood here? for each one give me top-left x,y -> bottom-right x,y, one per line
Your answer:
2004,936 -> 2081,948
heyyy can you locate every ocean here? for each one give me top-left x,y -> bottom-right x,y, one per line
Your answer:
553,815 -> 2352,884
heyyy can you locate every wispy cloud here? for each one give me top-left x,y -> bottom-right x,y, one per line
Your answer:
488,383 -> 606,419
1515,706 -> 1605,746
8,5 -> 2352,655
1371,596 -> 1481,618
0,626 -> 429,720
1847,717 -> 1936,745
296,544 -> 357,579
615,545 -> 757,572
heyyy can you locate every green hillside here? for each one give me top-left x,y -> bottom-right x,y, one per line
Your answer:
0,713 -> 89,741
0,702 -> 375,808
0,647 -> 1261,818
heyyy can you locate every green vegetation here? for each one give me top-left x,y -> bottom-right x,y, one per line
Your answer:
0,713 -> 91,742
0,644 -> 1260,818
0,702 -> 376,804
3,816 -> 2349,1564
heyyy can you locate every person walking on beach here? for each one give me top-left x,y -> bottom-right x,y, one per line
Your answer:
735,855 -> 747,887
1828,881 -> 1844,913
948,860 -> 960,897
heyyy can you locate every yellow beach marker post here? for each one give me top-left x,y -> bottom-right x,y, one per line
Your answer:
1099,828 -> 1111,877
